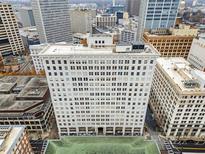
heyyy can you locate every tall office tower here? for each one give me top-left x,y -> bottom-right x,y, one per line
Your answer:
0,126 -> 33,154
143,25 -> 198,58
19,7 -> 36,27
126,0 -> 141,17
145,0 -> 180,30
0,3 -> 24,58
136,0 -> 148,41
149,58 -> 205,140
31,0 -> 72,43
70,4 -> 96,33
188,38 -> 205,72
40,43 -> 159,137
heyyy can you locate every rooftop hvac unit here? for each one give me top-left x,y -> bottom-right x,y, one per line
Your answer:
182,80 -> 200,88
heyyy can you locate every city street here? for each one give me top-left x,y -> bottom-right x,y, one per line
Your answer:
145,106 -> 178,154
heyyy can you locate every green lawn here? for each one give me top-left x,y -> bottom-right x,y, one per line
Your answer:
46,137 -> 160,154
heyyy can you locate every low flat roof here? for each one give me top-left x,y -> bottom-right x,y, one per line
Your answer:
17,78 -> 48,98
0,83 -> 16,93
40,45 -> 113,56
0,76 -> 48,113
40,44 -> 160,56
46,137 -> 160,154
157,58 -> 205,92
0,94 -> 43,111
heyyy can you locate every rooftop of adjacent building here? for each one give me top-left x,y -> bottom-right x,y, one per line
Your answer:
157,57 -> 205,93
144,24 -> 198,37
0,76 -> 49,114
19,26 -> 38,38
90,33 -> 113,38
0,126 -> 25,154
96,14 -> 116,17
39,43 -> 160,57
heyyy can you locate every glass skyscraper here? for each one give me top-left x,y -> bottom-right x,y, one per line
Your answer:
145,0 -> 180,29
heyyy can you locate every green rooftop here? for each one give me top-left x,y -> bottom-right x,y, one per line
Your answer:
46,137 -> 160,154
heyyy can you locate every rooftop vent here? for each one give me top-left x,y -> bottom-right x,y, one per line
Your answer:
182,80 -> 200,89
28,89 -> 40,96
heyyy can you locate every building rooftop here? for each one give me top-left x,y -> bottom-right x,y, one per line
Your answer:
0,94 -> 43,111
40,44 -> 160,56
0,76 -> 49,116
0,83 -> 16,93
17,77 -> 48,99
46,137 -> 160,154
157,58 -> 205,93
0,76 -> 32,93
0,126 -> 25,154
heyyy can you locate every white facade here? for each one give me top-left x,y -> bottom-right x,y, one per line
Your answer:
30,44 -> 48,74
87,34 -> 114,48
96,14 -> 117,28
31,0 -> 72,43
70,5 -> 96,33
40,44 -> 159,137
120,29 -> 137,43
150,58 -> 205,140
188,38 -> 205,72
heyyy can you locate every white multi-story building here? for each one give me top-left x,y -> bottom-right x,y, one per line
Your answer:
87,34 -> 114,48
30,44 -> 48,74
188,38 -> 205,72
31,0 -> 72,43
70,4 -> 96,33
0,3 -> 25,58
149,58 -> 205,141
96,14 -> 117,28
39,43 -> 159,137
120,29 -> 137,43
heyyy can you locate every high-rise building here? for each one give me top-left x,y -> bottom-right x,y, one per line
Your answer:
120,17 -> 138,43
96,14 -> 117,28
19,7 -> 36,27
126,0 -> 141,17
0,3 -> 25,58
69,4 -> 96,33
149,57 -> 205,140
0,126 -> 33,154
136,0 -> 148,41
30,44 -> 48,74
39,43 -> 159,137
31,0 -> 72,43
120,29 -> 137,43
188,38 -> 205,72
143,25 -> 198,58
145,0 -> 180,30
